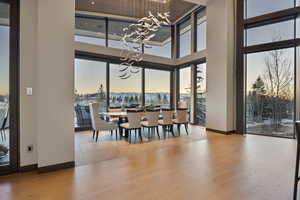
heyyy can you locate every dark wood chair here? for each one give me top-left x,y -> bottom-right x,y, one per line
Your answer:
293,121 -> 300,200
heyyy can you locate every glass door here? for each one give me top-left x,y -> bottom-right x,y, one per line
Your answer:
0,1 -> 10,168
245,48 -> 295,138
0,0 -> 19,174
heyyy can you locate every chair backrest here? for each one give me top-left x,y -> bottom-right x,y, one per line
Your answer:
108,107 -> 122,112
75,105 -> 91,127
145,110 -> 160,126
176,108 -> 188,123
161,109 -> 174,125
89,103 -> 107,130
178,101 -> 188,109
127,110 -> 142,128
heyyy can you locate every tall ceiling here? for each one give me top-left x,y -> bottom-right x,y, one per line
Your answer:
76,0 -> 198,23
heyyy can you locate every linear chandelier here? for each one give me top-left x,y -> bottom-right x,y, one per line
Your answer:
118,11 -> 170,79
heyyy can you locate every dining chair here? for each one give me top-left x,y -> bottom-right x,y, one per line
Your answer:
141,110 -> 160,140
173,108 -> 189,135
89,103 -> 118,142
108,106 -> 123,125
120,110 -> 143,143
178,101 -> 188,109
159,109 -> 175,139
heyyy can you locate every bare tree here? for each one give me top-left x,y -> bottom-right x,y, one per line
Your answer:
262,48 -> 293,130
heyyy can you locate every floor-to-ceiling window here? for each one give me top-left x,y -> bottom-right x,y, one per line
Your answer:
236,0 -> 300,138
144,25 -> 172,58
74,59 -> 107,128
178,17 -> 191,58
108,19 -> 136,50
0,0 -> 19,174
109,63 -> 142,107
0,1 -> 10,167
196,9 -> 206,52
75,16 -> 106,46
179,67 -> 191,109
196,63 -> 206,126
145,69 -> 171,108
245,0 -> 295,19
246,48 -> 295,138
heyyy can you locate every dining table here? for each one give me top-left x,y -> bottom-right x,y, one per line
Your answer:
100,110 -> 183,141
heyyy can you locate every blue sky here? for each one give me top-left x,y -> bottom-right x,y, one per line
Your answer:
0,25 -> 9,95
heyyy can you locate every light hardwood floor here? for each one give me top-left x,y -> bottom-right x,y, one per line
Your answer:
0,126 -> 298,200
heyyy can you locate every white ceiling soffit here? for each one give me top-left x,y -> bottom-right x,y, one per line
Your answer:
183,0 -> 207,5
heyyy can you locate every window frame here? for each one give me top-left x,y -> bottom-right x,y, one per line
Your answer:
236,0 -> 300,138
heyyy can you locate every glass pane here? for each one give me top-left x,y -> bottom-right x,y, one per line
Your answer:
179,18 -> 191,57
246,48 -> 295,138
75,17 -> 106,46
145,69 -> 170,108
110,63 -> 142,108
179,67 -> 191,110
196,63 -> 206,126
74,59 -> 107,128
246,20 -> 294,46
144,26 -> 171,58
196,9 -> 207,51
245,0 -> 294,19
108,20 -> 137,50
0,2 -> 9,166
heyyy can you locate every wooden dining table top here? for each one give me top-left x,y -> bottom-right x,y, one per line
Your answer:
100,110 -> 179,118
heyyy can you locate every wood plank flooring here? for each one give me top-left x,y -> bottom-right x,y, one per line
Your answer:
0,126 -> 298,200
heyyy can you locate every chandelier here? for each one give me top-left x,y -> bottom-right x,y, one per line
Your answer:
118,11 -> 170,79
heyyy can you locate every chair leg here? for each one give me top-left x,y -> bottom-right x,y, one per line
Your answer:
147,127 -> 150,140
139,128 -> 143,143
96,130 -> 99,142
92,130 -> 95,139
177,124 -> 181,136
115,129 -> 118,141
135,129 -> 137,143
156,126 -> 160,139
163,126 -> 166,139
110,130 -> 113,136
184,123 -> 189,135
171,125 -> 175,137
151,127 -> 155,139
128,130 -> 131,144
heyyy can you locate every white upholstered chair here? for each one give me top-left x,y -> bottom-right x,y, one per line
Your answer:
120,110 -> 143,143
141,110 -> 160,140
158,109 -> 175,138
178,101 -> 188,109
173,108 -> 189,135
89,103 -> 118,142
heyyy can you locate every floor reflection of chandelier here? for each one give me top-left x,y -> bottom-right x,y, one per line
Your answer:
118,11 -> 170,79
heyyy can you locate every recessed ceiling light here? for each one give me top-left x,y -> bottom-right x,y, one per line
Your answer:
91,1 -> 95,5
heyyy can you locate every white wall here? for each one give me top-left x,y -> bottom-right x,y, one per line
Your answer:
36,0 -> 75,167
19,0 -> 75,167
206,0 -> 235,132
20,0 -> 37,166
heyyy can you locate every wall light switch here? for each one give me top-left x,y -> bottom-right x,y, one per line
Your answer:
26,87 -> 33,96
